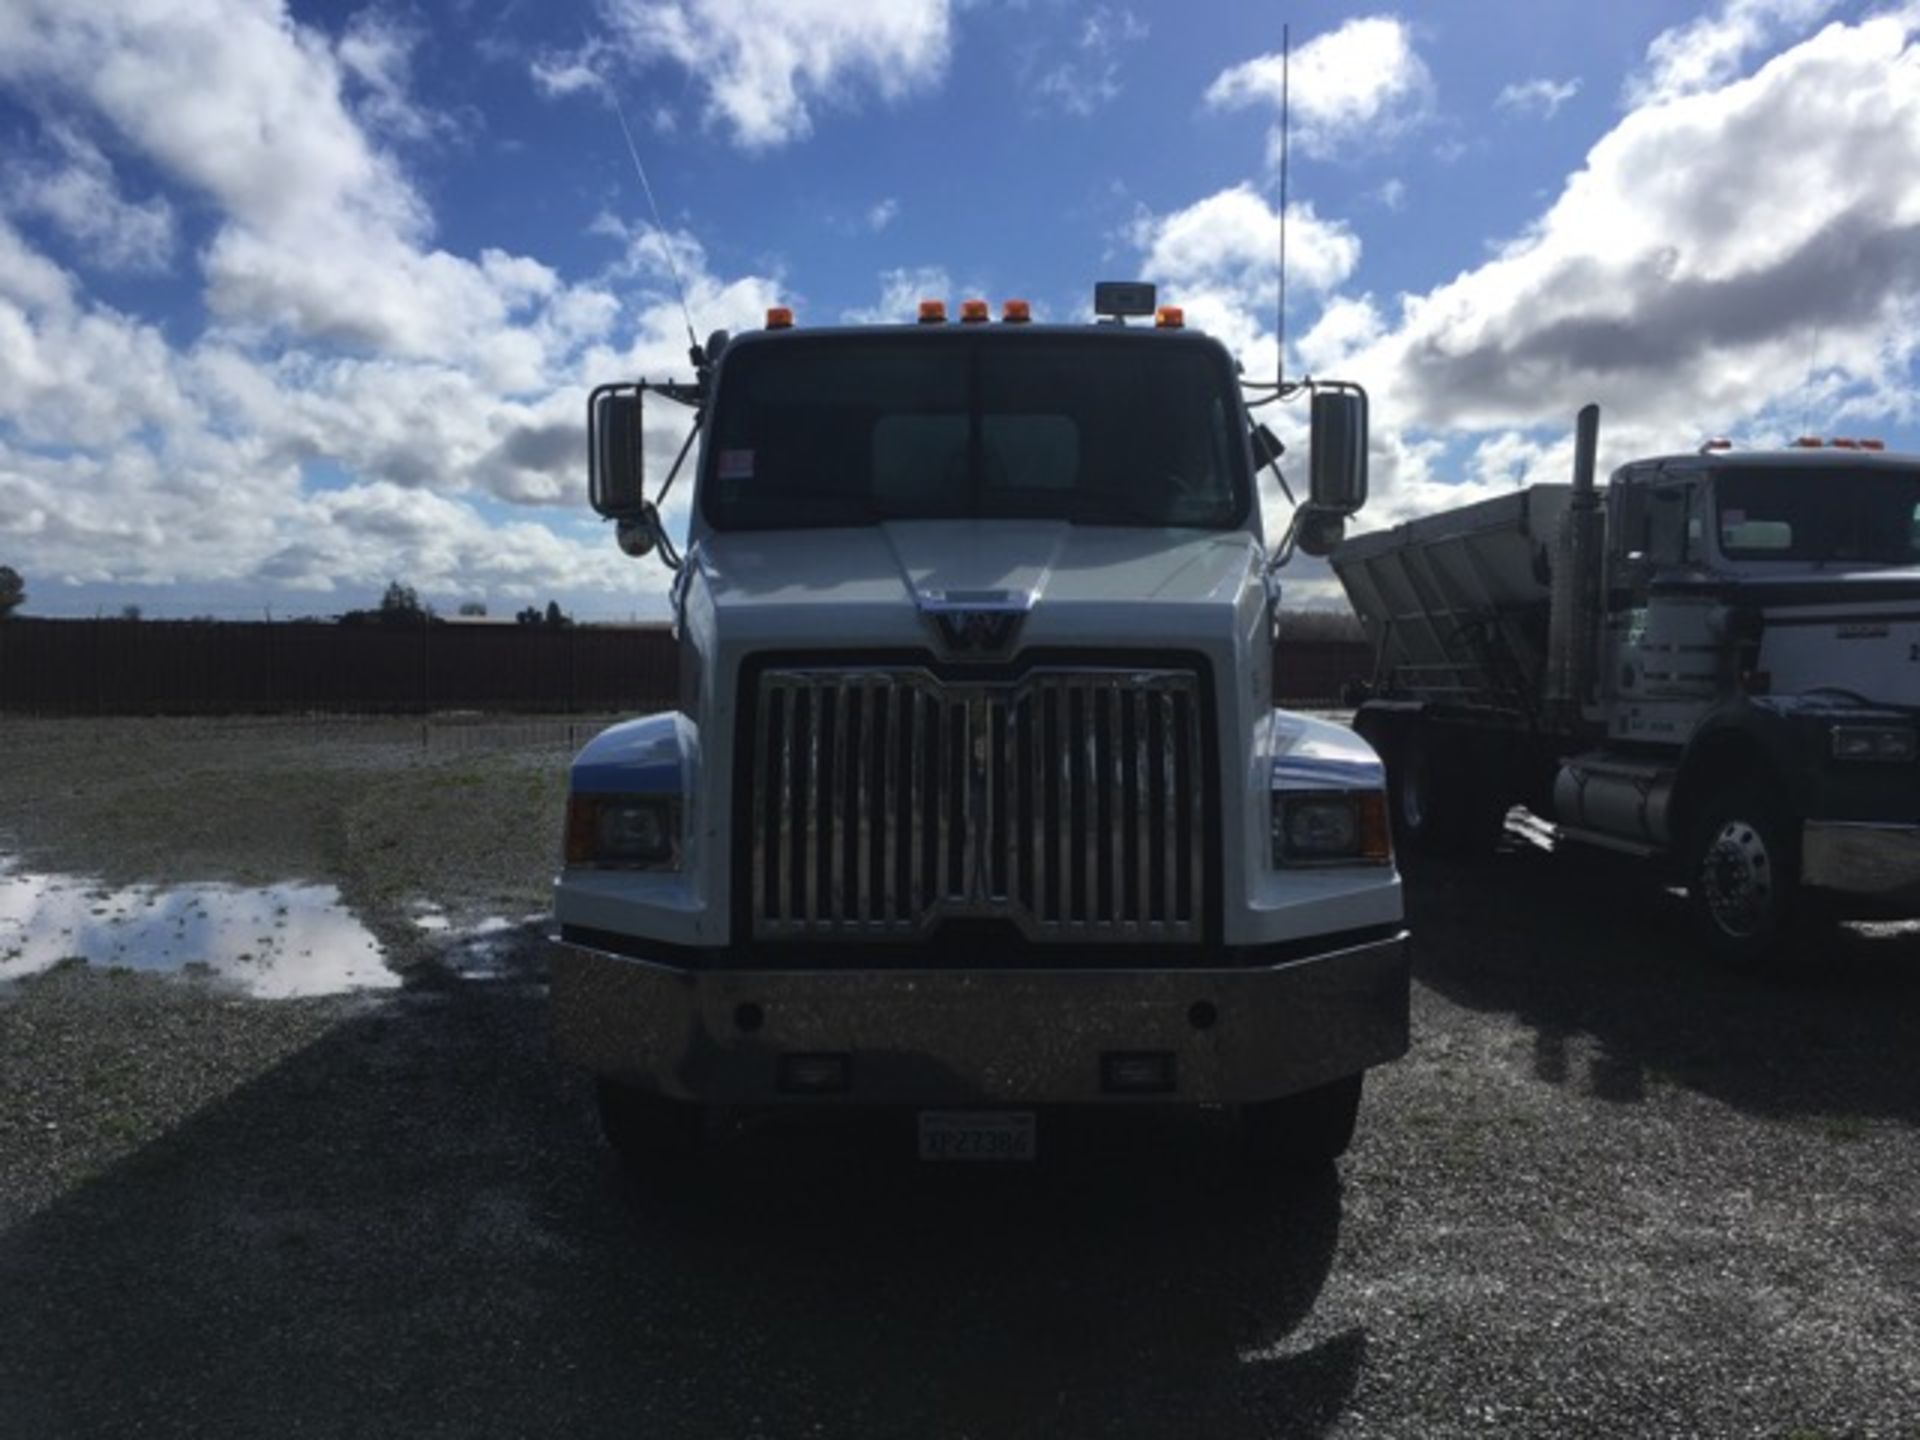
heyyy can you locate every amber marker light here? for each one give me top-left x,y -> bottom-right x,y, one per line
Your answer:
1001,299 -> 1032,323
959,298 -> 989,323
564,795 -> 600,865
1154,305 -> 1185,329
917,299 -> 947,324
765,306 -> 794,330
1357,791 -> 1393,863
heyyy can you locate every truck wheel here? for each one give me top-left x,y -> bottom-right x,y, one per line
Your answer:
595,1079 -> 704,1165
1388,724 -> 1505,858
1242,1073 -> 1364,1167
1688,793 -> 1797,965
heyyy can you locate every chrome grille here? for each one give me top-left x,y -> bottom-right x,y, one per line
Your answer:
747,667 -> 1207,941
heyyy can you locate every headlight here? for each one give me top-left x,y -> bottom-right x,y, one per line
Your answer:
1271,790 -> 1391,867
565,793 -> 680,869
1830,724 -> 1917,763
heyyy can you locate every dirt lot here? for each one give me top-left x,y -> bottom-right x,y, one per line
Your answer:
1,716 -> 1917,1439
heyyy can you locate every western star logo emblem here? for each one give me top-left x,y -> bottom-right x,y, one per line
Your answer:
919,589 -> 1031,656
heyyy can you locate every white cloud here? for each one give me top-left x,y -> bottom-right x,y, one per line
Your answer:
867,197 -> 900,232
1127,184 -> 1360,378
1205,16 -> 1434,162
1028,5 -> 1147,117
1629,0 -> 1835,105
1495,76 -> 1581,120
842,266 -> 953,326
584,0 -> 953,150
1331,11 -> 1920,525
530,48 -> 610,100
0,0 -> 789,612
338,10 -> 449,144
4,125 -> 176,273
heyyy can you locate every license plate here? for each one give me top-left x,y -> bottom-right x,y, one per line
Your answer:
917,1110 -> 1037,1162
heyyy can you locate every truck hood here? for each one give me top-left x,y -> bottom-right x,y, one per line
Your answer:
692,521 -> 1259,649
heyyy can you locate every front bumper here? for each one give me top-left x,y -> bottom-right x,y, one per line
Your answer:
1802,821 -> 1920,907
550,931 -> 1410,1106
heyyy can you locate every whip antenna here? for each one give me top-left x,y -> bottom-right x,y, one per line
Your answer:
611,89 -> 699,354
1276,22 -> 1290,391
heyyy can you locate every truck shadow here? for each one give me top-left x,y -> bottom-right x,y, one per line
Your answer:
0,966 -> 1361,1440
1402,820 -> 1920,1124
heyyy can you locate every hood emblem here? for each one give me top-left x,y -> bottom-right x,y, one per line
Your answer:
918,588 -> 1032,657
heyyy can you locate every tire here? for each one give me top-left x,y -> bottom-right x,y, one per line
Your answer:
1242,1073 -> 1364,1168
1687,790 -> 1798,965
595,1079 -> 705,1166
1386,722 -> 1506,859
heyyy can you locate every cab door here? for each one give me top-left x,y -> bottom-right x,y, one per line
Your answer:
1602,473 -> 1718,743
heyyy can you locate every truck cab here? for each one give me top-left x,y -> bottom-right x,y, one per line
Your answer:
552,289 -> 1409,1165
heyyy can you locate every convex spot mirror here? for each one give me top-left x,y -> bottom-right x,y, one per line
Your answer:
1309,387 -> 1369,515
588,384 -> 646,518
1294,511 -> 1347,559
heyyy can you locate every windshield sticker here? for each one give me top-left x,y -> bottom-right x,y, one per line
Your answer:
718,448 -> 755,480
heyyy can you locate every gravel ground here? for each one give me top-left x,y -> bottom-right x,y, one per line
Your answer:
1,716 -> 1917,1439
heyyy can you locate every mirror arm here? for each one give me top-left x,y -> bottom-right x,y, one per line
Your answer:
652,409 -> 704,509
648,503 -> 684,571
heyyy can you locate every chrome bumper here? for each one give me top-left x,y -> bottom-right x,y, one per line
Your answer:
1802,821 -> 1920,907
550,932 -> 1410,1105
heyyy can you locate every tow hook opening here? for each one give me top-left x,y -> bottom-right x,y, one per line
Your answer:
778,1053 -> 851,1094
1101,1051 -> 1177,1095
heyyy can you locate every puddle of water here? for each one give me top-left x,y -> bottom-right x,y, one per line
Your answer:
0,858 -> 396,999
438,914 -> 537,979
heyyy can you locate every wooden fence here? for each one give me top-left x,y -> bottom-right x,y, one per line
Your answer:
0,618 -> 1369,715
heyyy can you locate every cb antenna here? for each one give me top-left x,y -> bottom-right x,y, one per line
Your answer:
1276,22 -> 1290,392
610,88 -> 700,357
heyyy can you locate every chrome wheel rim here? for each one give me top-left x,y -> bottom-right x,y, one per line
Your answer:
1701,819 -> 1773,938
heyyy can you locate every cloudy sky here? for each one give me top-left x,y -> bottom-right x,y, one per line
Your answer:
4,0 -> 1919,618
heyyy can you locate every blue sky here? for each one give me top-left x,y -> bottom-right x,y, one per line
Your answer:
2,0 -> 1917,618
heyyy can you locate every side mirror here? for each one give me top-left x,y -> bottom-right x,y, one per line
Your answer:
588,384 -> 646,518
1309,386 -> 1368,514
1249,423 -> 1284,473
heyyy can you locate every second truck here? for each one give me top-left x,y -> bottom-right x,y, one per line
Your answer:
1336,404 -> 1920,962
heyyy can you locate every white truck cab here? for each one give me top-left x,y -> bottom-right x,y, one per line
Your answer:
553,287 -> 1408,1164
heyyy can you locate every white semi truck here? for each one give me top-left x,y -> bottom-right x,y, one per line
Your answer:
1336,404 -> 1920,963
550,285 -> 1409,1165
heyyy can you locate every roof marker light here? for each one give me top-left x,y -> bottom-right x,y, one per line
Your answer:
765,306 -> 794,330
1791,436 -> 1823,447
917,299 -> 947,325
1154,305 -> 1185,329
1700,437 -> 1732,452
1002,298 -> 1032,324
1831,437 -> 1860,449
1861,438 -> 1887,451
959,298 -> 989,324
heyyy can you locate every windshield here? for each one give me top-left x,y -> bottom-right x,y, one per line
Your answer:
1716,466 -> 1920,563
700,332 -> 1249,530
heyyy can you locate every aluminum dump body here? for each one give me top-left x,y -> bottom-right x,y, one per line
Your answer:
1331,484 -> 1572,709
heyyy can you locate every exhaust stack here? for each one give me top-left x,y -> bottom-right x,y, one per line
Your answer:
1546,404 -> 1602,715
